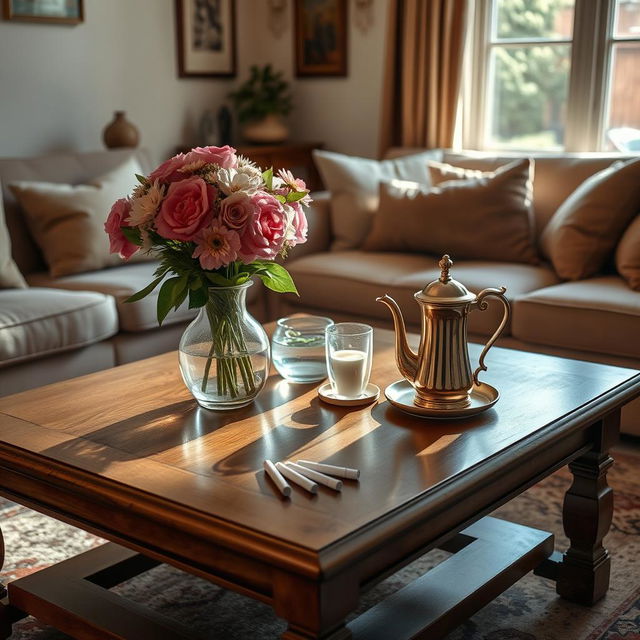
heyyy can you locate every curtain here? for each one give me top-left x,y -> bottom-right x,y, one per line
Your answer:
379,0 -> 468,155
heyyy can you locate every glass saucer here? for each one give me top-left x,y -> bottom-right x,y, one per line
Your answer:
318,382 -> 380,407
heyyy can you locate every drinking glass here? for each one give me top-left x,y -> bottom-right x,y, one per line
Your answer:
272,316 -> 334,383
325,323 -> 373,398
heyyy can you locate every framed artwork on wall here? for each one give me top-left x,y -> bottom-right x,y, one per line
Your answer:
294,0 -> 347,77
175,0 -> 236,78
2,0 -> 84,24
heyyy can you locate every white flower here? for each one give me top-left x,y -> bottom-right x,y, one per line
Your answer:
237,154 -> 258,169
178,159 -> 207,174
283,203 -> 297,243
216,167 -> 262,196
127,180 -> 165,227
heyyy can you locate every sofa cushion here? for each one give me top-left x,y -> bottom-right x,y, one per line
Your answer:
363,159 -> 538,264
286,251 -> 559,336
26,262 -> 201,332
0,288 -> 118,367
540,157 -> 640,280
0,198 -> 26,289
512,277 -> 640,359
313,149 -> 442,251
9,156 -> 151,278
616,214 -> 640,291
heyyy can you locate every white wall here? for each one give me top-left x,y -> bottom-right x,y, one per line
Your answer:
0,0 -> 388,162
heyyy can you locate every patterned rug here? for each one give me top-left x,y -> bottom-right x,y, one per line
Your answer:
1,447 -> 639,640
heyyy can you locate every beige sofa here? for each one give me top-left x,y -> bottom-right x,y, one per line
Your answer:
0,149 -> 263,396
277,149 -> 640,436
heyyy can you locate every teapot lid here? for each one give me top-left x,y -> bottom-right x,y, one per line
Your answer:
415,255 -> 475,304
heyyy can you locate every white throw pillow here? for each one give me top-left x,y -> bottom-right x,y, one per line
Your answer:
313,149 -> 442,250
0,197 -> 27,288
10,156 -> 148,278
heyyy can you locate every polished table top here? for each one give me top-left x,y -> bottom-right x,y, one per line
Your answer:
0,329 -> 638,561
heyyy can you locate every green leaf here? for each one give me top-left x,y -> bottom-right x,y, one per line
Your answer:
125,274 -> 165,303
135,173 -> 148,185
188,286 -> 208,309
205,272 -> 234,287
157,276 -> 181,325
256,263 -> 298,295
274,194 -> 286,204
286,190 -> 308,203
172,275 -> 189,310
262,167 -> 273,190
121,226 -> 142,246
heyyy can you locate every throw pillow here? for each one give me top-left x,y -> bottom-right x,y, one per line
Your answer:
9,156 -> 147,278
313,148 -> 442,250
0,197 -> 27,288
362,158 -> 539,264
616,214 -> 640,291
428,160 -> 488,185
541,157 -> 640,280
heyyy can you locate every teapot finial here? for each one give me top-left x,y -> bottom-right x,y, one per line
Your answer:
439,254 -> 453,283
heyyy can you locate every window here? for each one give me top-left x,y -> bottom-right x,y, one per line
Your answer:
464,0 -> 640,152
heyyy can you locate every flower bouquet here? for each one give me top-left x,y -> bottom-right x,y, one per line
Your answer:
104,145 -> 310,409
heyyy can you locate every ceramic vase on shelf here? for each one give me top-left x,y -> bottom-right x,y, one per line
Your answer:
178,282 -> 270,410
241,114 -> 289,144
103,111 -> 140,149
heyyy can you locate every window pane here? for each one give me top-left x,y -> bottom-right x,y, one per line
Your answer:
488,45 -> 571,150
614,0 -> 640,37
604,43 -> 640,152
493,0 -> 574,41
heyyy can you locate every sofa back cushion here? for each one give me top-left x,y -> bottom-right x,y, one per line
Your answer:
0,148 -> 153,276
0,200 -> 27,288
362,159 -> 538,264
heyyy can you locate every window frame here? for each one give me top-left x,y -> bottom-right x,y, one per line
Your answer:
463,0 -> 620,152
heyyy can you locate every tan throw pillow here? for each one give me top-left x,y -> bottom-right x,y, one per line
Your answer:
362,158 -> 538,264
0,197 -> 27,288
313,148 -> 441,251
428,160 -> 488,185
9,156 -> 147,278
541,157 -> 640,280
616,214 -> 640,291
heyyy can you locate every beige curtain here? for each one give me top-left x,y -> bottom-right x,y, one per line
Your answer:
379,0 -> 468,156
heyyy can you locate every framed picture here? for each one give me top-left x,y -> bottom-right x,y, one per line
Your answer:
175,0 -> 236,78
294,0 -> 347,77
2,0 -> 84,24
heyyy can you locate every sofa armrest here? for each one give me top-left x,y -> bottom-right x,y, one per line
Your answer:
287,191 -> 332,260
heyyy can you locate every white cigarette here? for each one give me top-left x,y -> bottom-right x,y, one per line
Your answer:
276,462 -> 318,494
286,462 -> 343,492
263,460 -> 291,498
296,460 -> 360,480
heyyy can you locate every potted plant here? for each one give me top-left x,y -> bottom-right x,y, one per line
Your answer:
229,65 -> 293,144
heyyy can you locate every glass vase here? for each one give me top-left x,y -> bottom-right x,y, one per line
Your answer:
178,282 -> 270,410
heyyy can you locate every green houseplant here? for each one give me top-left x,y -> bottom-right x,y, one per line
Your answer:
229,65 -> 293,144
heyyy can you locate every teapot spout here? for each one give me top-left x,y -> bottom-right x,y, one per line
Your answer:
376,294 -> 418,381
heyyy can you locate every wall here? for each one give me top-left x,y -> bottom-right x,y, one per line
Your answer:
0,0 -> 388,162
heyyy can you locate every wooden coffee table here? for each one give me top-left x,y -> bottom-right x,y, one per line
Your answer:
0,329 -> 639,640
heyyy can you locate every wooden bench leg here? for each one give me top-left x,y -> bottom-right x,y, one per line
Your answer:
557,414 -> 618,605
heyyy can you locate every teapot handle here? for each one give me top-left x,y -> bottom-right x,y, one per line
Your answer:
470,287 -> 510,386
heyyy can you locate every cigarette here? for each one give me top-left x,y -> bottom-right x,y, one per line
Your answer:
286,462 -> 343,492
263,460 -> 291,498
276,462 -> 318,494
296,460 -> 360,480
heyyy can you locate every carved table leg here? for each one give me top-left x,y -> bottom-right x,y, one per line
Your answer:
1,526 -> 11,639
557,414 -> 618,605
274,571 -> 358,640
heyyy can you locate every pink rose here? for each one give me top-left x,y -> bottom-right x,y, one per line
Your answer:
193,224 -> 240,270
220,192 -> 256,232
184,145 -> 237,170
104,198 -> 139,260
289,202 -> 308,246
238,192 -> 287,262
155,176 -> 215,241
148,153 -> 189,183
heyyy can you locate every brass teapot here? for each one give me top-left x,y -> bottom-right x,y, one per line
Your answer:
377,255 -> 510,409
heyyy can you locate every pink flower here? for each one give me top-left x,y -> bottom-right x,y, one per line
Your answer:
104,198 -> 139,259
288,202 -> 308,246
148,153 -> 189,183
277,168 -> 312,206
220,192 -> 256,232
184,145 -> 237,170
193,224 -> 240,270
155,176 -> 215,241
238,192 -> 287,262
